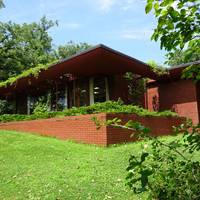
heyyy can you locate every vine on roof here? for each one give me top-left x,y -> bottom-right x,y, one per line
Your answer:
147,60 -> 169,76
0,60 -> 57,88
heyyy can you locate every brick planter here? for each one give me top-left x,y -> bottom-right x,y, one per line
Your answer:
0,113 -> 185,146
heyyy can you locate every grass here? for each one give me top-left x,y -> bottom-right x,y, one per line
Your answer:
0,130 -> 146,200
0,131 -> 181,200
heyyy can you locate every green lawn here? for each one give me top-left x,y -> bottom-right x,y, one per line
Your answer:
0,131 -> 176,200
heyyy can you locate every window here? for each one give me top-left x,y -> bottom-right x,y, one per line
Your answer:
93,77 -> 107,103
78,79 -> 89,107
89,77 -> 109,104
51,84 -> 67,111
67,79 -> 89,108
57,86 -> 66,110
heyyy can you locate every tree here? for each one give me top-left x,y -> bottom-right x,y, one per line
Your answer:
166,46 -> 200,66
0,0 -> 4,9
145,0 -> 200,51
145,0 -> 200,80
0,16 -> 57,81
57,41 -> 92,59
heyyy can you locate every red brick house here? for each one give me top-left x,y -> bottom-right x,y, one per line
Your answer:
0,44 -> 157,113
147,61 -> 200,124
0,44 -> 199,124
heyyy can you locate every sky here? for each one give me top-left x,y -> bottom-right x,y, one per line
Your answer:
0,0 -> 167,64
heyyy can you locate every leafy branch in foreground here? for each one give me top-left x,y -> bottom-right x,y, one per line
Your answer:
145,0 -> 200,51
93,116 -> 200,199
145,0 -> 200,82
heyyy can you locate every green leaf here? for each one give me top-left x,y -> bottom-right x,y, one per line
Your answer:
145,2 -> 153,14
141,152 -> 149,163
167,21 -> 174,29
140,169 -> 153,188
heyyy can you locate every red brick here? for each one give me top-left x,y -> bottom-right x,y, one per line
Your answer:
147,80 -> 199,124
0,113 -> 185,146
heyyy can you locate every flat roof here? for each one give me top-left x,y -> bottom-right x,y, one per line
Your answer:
147,60 -> 200,85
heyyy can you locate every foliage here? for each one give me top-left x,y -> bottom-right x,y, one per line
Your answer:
182,64 -> 200,83
147,60 -> 168,76
0,16 -> 57,81
0,5 -> 91,83
0,99 -> 14,114
104,117 -> 200,199
0,101 -> 177,122
61,101 -> 177,117
0,61 -> 56,88
145,0 -> 200,51
124,72 -> 147,105
57,41 -> 92,59
0,41 -> 91,88
32,95 -> 51,116
166,46 -> 200,66
0,100 -> 7,114
0,0 -> 4,9
145,0 -> 200,81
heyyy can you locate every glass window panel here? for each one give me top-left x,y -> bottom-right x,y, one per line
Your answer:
51,84 -> 66,111
57,85 -> 66,111
93,77 -> 106,103
79,79 -> 89,107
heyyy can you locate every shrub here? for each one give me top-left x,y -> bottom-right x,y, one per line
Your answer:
62,101 -> 177,117
124,120 -> 200,200
32,94 -> 51,115
33,102 -> 49,116
0,99 -> 15,114
93,117 -> 200,199
0,101 -> 177,123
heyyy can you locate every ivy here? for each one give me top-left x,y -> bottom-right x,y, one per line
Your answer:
147,60 -> 169,76
0,60 -> 57,88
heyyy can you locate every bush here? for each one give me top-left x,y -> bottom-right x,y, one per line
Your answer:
124,120 -> 200,200
62,101 -> 177,117
0,101 -> 177,123
33,102 -> 49,116
94,117 -> 200,199
0,99 -> 15,114
32,94 -> 51,115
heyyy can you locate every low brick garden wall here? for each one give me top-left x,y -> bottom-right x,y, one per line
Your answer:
0,113 -> 185,146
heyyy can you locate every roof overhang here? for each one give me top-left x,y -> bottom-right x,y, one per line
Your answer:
0,44 -> 158,96
147,60 -> 200,85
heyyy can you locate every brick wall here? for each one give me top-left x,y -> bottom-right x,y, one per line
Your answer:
0,113 -> 185,146
147,80 -> 199,124
106,113 -> 184,145
146,83 -> 159,111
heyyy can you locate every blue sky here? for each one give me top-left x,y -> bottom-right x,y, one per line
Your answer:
0,0 -> 166,64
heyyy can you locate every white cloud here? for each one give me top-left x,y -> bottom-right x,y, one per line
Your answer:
39,0 -> 70,17
121,28 -> 153,40
121,0 -> 135,11
97,0 -> 115,12
89,0 -> 146,13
